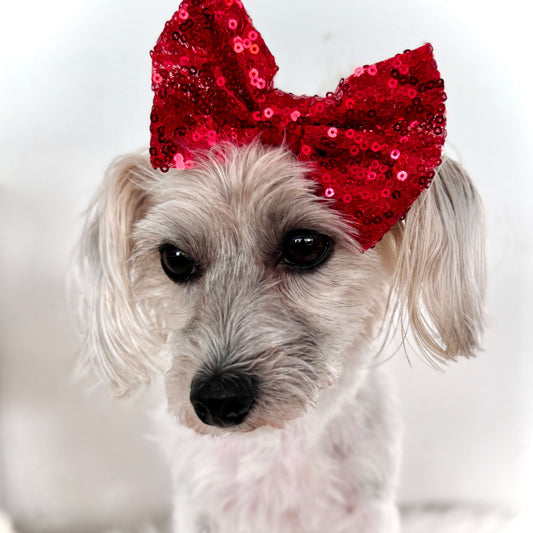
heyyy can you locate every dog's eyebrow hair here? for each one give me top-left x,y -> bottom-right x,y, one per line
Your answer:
133,203 -> 215,260
264,200 -> 338,231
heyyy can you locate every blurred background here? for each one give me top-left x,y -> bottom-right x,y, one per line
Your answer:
1,0 -> 532,532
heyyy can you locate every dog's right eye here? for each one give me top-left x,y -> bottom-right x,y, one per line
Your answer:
159,244 -> 196,283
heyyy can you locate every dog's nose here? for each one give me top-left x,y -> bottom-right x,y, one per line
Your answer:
190,373 -> 255,428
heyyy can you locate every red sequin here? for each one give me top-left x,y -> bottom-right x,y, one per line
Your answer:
150,0 -> 446,250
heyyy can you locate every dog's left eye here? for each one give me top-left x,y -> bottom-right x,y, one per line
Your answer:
159,244 -> 196,283
281,230 -> 332,270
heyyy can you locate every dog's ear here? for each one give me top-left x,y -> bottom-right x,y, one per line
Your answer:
74,153 -> 165,395
384,156 -> 485,363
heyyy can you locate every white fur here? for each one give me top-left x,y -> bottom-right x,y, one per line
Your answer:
74,142 -> 485,533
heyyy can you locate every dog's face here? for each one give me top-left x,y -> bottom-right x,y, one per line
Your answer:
129,144 -> 386,434
77,142 -> 484,436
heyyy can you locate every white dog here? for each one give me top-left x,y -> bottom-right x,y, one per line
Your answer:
75,140 -> 485,533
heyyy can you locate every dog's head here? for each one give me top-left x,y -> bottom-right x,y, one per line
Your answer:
75,142 -> 484,434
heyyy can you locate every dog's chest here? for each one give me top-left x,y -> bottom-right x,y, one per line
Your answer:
172,425 -> 358,531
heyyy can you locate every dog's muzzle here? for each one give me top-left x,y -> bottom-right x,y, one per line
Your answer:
190,373 -> 255,428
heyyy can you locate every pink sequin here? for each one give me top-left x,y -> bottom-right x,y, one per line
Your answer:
397,171 -> 408,181
173,153 -> 186,170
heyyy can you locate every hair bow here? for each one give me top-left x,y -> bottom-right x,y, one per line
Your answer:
150,0 -> 446,250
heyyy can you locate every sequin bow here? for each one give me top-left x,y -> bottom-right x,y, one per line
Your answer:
150,0 -> 447,250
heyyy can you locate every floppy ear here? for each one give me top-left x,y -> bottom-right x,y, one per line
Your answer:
74,153 -> 166,395
385,156 -> 485,363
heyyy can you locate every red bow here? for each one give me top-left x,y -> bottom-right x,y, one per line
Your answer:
150,0 -> 446,250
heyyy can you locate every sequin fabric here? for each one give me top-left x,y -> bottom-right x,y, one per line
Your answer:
150,0 -> 446,250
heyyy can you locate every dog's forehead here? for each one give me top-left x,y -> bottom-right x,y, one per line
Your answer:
152,145 -> 348,247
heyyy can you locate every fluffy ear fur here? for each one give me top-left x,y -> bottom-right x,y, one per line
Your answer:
74,153 -> 165,395
384,156 -> 486,363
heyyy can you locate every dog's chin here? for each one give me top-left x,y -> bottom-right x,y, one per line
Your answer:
174,404 -> 306,437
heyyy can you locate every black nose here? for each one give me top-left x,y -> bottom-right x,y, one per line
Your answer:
190,373 -> 255,428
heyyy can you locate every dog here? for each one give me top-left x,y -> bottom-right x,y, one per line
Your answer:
75,138 -> 485,533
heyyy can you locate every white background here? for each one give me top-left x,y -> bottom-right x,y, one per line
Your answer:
1,0 -> 532,531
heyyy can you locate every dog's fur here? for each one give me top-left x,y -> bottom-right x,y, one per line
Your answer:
75,142 -> 485,533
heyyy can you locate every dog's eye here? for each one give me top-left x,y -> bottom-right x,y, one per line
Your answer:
281,230 -> 331,270
159,244 -> 196,283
